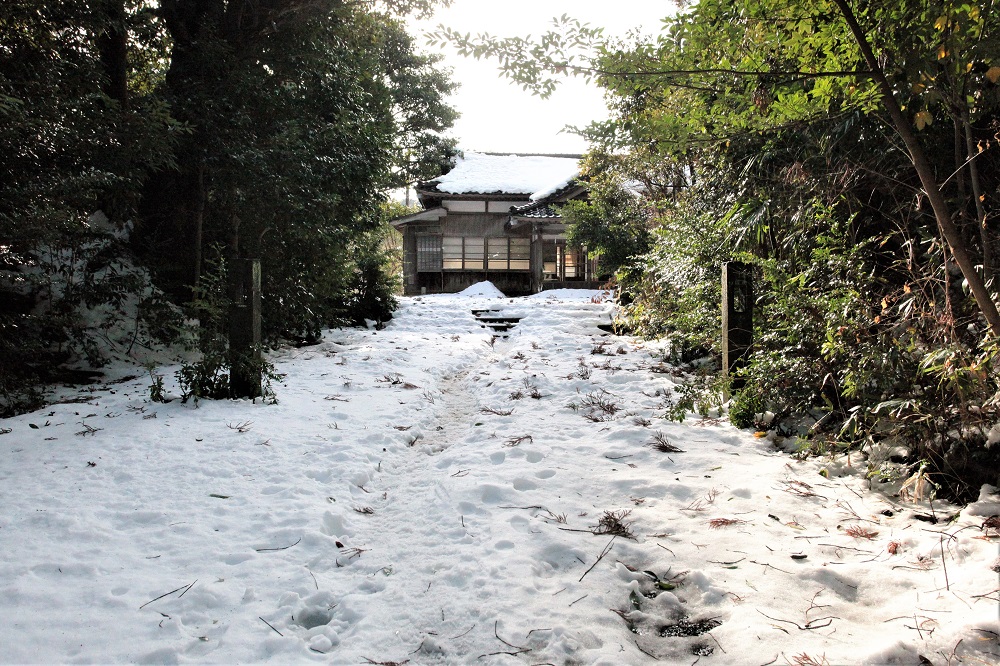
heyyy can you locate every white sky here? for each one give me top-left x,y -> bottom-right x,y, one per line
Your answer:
411,1 -> 678,155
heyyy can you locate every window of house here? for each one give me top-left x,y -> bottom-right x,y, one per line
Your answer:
487,238 -> 507,270
487,237 -> 530,271
509,238 -> 530,270
465,238 -> 485,269
543,242 -> 558,278
542,240 -> 584,280
442,237 -> 463,270
416,235 -> 442,272
437,237 -> 529,271
564,247 -> 578,278
443,237 -> 484,270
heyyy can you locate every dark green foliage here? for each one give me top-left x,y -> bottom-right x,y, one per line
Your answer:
0,0 -> 455,413
177,251 -> 232,402
174,252 -> 282,403
347,225 -> 401,326
727,389 -> 763,430
0,0 -> 176,415
147,366 -> 167,403
659,371 -> 721,422
135,3 -> 454,341
579,1 -> 1000,499
561,166 -> 652,277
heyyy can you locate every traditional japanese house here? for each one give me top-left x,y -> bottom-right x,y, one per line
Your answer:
392,152 -> 601,295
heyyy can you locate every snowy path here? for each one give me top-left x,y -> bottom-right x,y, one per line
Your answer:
1,288 -> 999,665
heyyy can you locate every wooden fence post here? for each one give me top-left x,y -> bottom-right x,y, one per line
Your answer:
229,258 -> 262,399
722,261 -> 753,390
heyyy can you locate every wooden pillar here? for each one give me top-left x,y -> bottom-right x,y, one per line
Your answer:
722,261 -> 753,389
229,258 -> 262,399
531,223 -> 543,292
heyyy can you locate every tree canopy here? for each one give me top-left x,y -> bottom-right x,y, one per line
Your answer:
1,0 -> 457,413
436,0 -> 1000,499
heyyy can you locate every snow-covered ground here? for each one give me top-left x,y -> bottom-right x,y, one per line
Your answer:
1,286 -> 999,665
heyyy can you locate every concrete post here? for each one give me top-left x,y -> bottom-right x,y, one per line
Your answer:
722,261 -> 753,389
229,258 -> 262,399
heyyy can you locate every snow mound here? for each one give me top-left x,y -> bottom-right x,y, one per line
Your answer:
964,484 -> 1000,516
457,281 -> 505,298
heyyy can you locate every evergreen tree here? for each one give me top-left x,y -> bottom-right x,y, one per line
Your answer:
0,0 -> 457,412
0,0 -> 174,414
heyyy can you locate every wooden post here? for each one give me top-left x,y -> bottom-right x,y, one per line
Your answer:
229,258 -> 262,399
531,223 -> 543,293
722,261 -> 753,390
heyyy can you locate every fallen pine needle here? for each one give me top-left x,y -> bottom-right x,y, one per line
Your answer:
255,537 -> 302,552
139,580 -> 197,609
259,616 -> 283,636
449,624 -> 475,640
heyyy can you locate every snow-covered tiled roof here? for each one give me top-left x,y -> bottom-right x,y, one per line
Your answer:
424,152 -> 580,198
509,201 -> 561,219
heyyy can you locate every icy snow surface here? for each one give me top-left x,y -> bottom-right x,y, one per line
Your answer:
432,152 -> 579,197
1,287 -> 999,665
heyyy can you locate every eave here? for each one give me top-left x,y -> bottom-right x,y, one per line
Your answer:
389,207 -> 446,228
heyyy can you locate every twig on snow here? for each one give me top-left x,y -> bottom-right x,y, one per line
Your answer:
750,560 -> 793,575
817,543 -> 873,554
634,638 -> 660,660
259,616 -> 283,636
939,639 -> 964,666
255,537 -> 302,552
593,510 -> 635,539
709,518 -> 748,529
480,406 -> 515,416
707,631 -> 727,654
756,609 -> 837,630
477,621 -> 531,659
178,580 -> 196,598
449,624 -> 475,639
940,534 -> 950,591
579,536 -> 617,582
139,580 -> 197,609
971,589 -> 1000,602
227,420 -> 253,433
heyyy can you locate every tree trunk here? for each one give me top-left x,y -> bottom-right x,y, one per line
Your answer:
134,0 -> 222,300
964,118 -> 992,285
953,119 -> 965,203
831,0 -> 1000,336
193,162 -> 206,287
97,0 -> 129,107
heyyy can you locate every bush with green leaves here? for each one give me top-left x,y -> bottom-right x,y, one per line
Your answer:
347,225 -> 401,327
609,115 -> 1000,500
